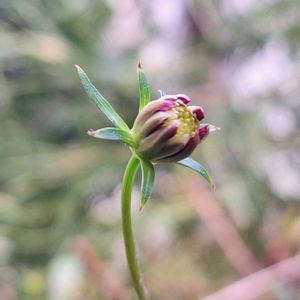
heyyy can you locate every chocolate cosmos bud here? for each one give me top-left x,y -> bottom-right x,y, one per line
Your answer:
131,94 -> 209,162
77,64 -> 217,213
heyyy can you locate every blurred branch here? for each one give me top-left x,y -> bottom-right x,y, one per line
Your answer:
202,253 -> 300,300
182,175 -> 261,276
0,282 -> 16,300
72,237 -> 127,300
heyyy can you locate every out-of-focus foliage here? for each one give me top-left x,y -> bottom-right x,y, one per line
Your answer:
0,0 -> 300,299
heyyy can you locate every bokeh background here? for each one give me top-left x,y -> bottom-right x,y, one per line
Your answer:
1,0 -> 300,299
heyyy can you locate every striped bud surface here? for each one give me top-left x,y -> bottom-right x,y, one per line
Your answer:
131,94 -> 210,162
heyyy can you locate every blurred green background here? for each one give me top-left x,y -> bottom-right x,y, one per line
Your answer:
1,0 -> 300,299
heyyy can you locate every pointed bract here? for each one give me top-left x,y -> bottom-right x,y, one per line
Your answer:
177,157 -> 213,185
137,62 -> 151,112
139,159 -> 155,210
87,127 -> 135,147
76,65 -> 129,131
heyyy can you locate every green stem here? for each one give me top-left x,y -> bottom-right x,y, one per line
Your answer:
122,155 -> 150,300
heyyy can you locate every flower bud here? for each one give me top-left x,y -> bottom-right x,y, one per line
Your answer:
131,94 -> 209,162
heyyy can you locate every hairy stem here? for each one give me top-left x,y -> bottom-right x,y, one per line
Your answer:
122,155 -> 150,300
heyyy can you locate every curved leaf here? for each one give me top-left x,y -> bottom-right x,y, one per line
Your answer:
76,65 -> 129,131
177,157 -> 213,185
87,127 -> 135,147
137,62 -> 151,111
139,159 -> 155,210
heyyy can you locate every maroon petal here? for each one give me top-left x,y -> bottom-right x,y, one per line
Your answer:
158,99 -> 176,111
160,95 -> 177,100
198,124 -> 209,141
137,124 -> 178,160
152,141 -> 185,162
132,99 -> 175,132
139,112 -> 169,137
188,105 -> 205,121
176,94 -> 191,104
157,133 -> 200,162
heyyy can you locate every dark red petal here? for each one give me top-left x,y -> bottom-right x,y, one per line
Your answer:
158,96 -> 177,104
198,124 -> 209,141
152,142 -> 185,162
132,99 -> 175,132
139,112 -> 169,137
137,124 -> 178,160
176,94 -> 191,104
158,99 -> 176,111
189,106 -> 205,121
157,133 -> 200,162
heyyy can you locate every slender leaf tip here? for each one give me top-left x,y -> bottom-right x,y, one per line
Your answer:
210,125 -> 221,132
75,65 -> 129,131
75,64 -> 81,71
201,124 -> 221,133
177,157 -> 214,186
205,172 -> 214,187
87,129 -> 95,136
139,203 -> 144,212
206,174 -> 215,187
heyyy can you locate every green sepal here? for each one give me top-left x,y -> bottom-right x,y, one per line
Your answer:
88,127 -> 135,147
139,159 -> 155,210
137,62 -> 151,112
76,65 -> 129,131
177,157 -> 213,185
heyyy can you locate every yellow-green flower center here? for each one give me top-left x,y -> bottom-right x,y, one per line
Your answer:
165,102 -> 198,144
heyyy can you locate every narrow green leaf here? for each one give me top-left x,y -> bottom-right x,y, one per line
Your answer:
139,159 -> 155,210
88,127 -> 135,147
75,65 -> 129,131
137,62 -> 151,111
177,157 -> 213,185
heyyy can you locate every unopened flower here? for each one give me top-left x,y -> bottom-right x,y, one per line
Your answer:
76,63 -> 219,207
132,94 -> 212,162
